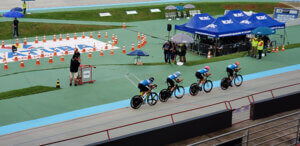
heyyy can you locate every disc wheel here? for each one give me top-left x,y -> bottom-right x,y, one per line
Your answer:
189,83 -> 199,96
130,95 -> 143,109
174,86 -> 185,99
147,92 -> 158,106
220,77 -> 229,90
203,80 -> 213,93
234,75 -> 243,87
159,89 -> 169,102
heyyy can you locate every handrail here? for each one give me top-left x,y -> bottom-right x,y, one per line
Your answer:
41,82 -> 300,146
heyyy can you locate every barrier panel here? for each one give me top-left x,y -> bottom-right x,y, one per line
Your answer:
251,91 -> 300,120
88,110 -> 232,146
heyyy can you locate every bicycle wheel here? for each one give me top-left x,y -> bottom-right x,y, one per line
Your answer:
174,86 -> 185,99
159,89 -> 169,102
189,83 -> 199,96
147,92 -> 158,106
203,80 -> 213,93
220,77 -> 229,90
130,95 -> 143,109
234,74 -> 243,87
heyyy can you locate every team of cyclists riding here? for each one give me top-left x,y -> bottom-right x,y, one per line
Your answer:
130,62 -> 243,109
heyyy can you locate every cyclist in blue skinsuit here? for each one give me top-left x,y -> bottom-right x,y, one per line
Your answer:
195,66 -> 211,89
138,77 -> 155,96
226,62 -> 241,86
167,71 -> 184,92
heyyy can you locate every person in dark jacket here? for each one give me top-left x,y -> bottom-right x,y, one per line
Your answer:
70,55 -> 81,86
13,18 -> 19,37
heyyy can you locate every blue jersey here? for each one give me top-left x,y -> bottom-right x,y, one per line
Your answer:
168,72 -> 180,80
227,63 -> 238,70
197,68 -> 208,74
140,79 -> 152,86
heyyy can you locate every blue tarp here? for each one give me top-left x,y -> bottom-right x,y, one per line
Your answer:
175,13 -> 215,33
195,15 -> 251,38
225,10 -> 249,22
247,13 -> 285,29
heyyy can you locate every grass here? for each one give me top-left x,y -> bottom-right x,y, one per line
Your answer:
0,22 -> 121,40
0,86 -> 60,100
26,2 -> 290,22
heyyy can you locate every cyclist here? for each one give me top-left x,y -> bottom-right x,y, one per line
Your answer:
167,71 -> 184,92
195,66 -> 211,90
227,62 -> 241,86
138,77 -> 155,97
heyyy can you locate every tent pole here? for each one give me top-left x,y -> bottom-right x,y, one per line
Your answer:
283,28 -> 286,45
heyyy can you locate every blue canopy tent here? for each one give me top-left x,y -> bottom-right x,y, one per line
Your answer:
224,10 -> 250,22
247,13 -> 285,29
175,13 -> 215,33
195,16 -> 251,38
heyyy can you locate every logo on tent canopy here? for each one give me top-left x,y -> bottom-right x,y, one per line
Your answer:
233,13 -> 244,17
199,16 -> 210,20
256,16 -> 267,20
222,19 -> 233,24
206,24 -> 217,28
240,20 -> 251,24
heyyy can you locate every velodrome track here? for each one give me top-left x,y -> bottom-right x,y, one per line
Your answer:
0,70 -> 299,146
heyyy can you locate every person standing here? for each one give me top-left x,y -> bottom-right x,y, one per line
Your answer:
162,41 -> 170,64
257,38 -> 264,60
13,18 -> 19,37
181,43 -> 187,63
262,35 -> 270,56
70,55 -> 81,86
73,47 -> 81,62
23,1 -> 26,15
251,37 -> 258,58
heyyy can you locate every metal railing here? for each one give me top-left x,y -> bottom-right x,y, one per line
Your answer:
40,82 -> 300,146
188,111 -> 300,146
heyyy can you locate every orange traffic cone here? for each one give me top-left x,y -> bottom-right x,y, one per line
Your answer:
110,48 -> 114,55
60,54 -> 65,62
141,34 -> 144,40
67,33 -> 70,40
4,61 -> 8,70
82,45 -> 86,53
59,34 -> 62,41
65,47 -> 68,55
27,51 -> 32,60
100,49 -> 104,56
90,32 -> 93,38
36,58 -> 40,65
105,32 -> 108,39
105,42 -> 108,50
115,35 -> 118,44
41,50 -> 45,58
49,55 -> 53,63
272,46 -> 275,53
23,37 -> 27,45
141,39 -> 144,47
54,48 -> 57,56
93,43 -> 96,52
1,40 -> 4,48
14,53 -> 18,61
131,43 -> 135,51
35,36 -> 38,43
16,38 -> 19,46
281,44 -> 285,51
112,33 -> 115,41
122,45 -> 126,54
276,46 -> 279,52
82,32 -> 85,39
53,34 -> 56,42
20,60 -> 24,68
43,35 -> 46,43
207,50 -> 211,59
144,35 -> 147,44
2,55 -> 6,62
88,51 -> 92,58
122,22 -> 126,29
137,32 -> 140,39
137,41 -> 140,49
98,32 -> 101,38
74,32 -> 77,40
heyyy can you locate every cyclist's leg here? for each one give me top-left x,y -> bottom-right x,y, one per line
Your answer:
227,68 -> 234,86
195,72 -> 202,85
167,78 -> 175,92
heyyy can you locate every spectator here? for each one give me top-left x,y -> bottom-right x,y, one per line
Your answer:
257,38 -> 264,60
70,55 -> 81,86
181,43 -> 187,63
170,42 -> 177,64
162,41 -> 170,64
251,37 -> 258,58
12,44 -> 17,53
23,1 -> 26,15
262,35 -> 270,56
13,18 -> 19,37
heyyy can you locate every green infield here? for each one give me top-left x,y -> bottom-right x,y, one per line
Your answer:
26,2 -> 290,22
0,22 -> 121,40
0,86 -> 60,101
